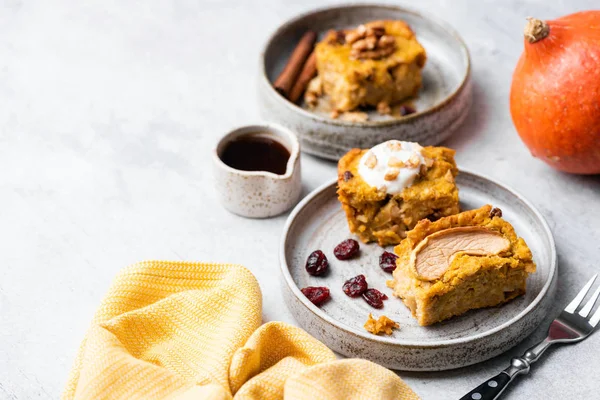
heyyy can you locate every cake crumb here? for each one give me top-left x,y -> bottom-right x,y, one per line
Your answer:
364,313 -> 399,335
340,111 -> 369,122
444,169 -> 455,183
377,101 -> 392,115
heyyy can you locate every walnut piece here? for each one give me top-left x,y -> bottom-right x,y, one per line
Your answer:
345,28 -> 365,44
406,154 -> 420,168
365,152 -> 378,168
388,156 -> 405,168
353,36 -> 378,51
410,227 -> 511,281
364,313 -> 399,335
378,35 -> 395,47
366,24 -> 385,37
348,22 -> 396,60
327,29 -> 347,45
387,141 -> 402,151
384,168 -> 400,181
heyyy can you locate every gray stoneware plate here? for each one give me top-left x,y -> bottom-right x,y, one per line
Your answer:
259,4 -> 472,160
280,170 -> 557,371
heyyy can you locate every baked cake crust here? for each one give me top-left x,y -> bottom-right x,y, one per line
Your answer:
387,205 -> 536,326
337,146 -> 459,246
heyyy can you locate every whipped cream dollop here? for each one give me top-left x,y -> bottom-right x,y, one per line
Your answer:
357,140 -> 427,195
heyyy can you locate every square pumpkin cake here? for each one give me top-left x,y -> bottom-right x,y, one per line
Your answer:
337,140 -> 459,246
313,20 -> 426,112
387,205 -> 536,326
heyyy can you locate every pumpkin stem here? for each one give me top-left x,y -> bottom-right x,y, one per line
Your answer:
524,17 -> 549,43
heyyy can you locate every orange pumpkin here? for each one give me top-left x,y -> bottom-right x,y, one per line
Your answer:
510,13 -> 600,174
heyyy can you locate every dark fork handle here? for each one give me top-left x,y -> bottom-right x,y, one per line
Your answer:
459,372 -> 511,400
459,339 -> 552,400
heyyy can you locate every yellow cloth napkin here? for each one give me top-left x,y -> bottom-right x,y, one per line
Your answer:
63,261 -> 419,400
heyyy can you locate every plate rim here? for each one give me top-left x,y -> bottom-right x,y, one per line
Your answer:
280,168 -> 557,348
260,2 -> 472,127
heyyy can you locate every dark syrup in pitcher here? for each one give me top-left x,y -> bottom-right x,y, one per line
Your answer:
220,134 -> 291,175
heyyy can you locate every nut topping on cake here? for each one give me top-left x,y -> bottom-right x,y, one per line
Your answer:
388,156 -> 405,168
366,23 -> 385,37
409,227 -> 511,281
348,23 -> 397,60
365,152 -> 378,168
358,141 -> 426,194
326,30 -> 347,45
378,35 -> 396,47
384,168 -> 400,181
406,154 -> 420,168
387,141 -> 402,151
345,26 -> 365,44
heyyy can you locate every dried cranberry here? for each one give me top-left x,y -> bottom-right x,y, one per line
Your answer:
343,171 -> 353,182
305,250 -> 329,276
399,105 -> 416,116
362,288 -> 388,309
343,274 -> 368,297
334,239 -> 360,260
379,251 -> 399,273
301,286 -> 331,306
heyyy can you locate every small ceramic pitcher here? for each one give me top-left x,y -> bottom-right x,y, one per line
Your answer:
213,123 -> 302,218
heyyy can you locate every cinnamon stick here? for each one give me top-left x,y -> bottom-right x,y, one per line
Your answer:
274,31 -> 317,98
288,51 -> 317,104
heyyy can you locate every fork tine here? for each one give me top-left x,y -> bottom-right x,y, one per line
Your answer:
579,283 -> 600,317
564,274 -> 598,313
589,304 -> 600,327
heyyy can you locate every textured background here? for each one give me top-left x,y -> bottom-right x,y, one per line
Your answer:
1,0 -> 599,399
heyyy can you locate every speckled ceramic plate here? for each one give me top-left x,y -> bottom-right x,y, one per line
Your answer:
259,4 -> 471,160
280,170 -> 557,371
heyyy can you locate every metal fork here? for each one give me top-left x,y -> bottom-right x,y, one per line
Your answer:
460,274 -> 600,400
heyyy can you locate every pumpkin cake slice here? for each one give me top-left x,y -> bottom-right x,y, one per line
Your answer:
308,20 -> 426,112
387,205 -> 536,326
337,140 -> 459,246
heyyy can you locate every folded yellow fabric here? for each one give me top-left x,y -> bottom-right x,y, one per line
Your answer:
63,261 -> 418,400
